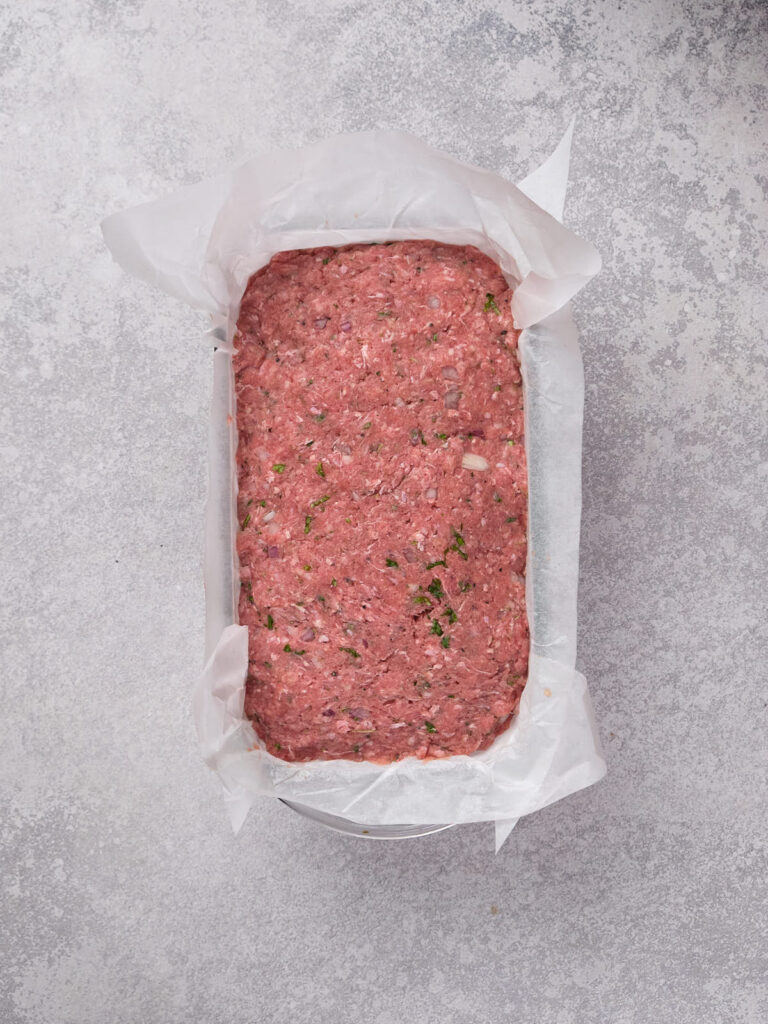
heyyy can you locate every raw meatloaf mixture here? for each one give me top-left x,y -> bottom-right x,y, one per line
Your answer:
235,240 -> 528,763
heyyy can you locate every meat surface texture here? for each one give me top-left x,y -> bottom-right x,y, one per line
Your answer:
234,241 -> 529,763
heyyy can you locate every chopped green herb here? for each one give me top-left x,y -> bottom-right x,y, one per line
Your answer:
303,564 -> 312,572
430,619 -> 444,636
314,412 -> 326,422
340,646 -> 361,659
506,516 -> 518,523
435,432 -> 448,440
458,580 -> 473,593
507,439 -> 516,447
446,526 -> 468,561
427,577 -> 446,602
345,517 -> 351,524
259,499 -> 266,507
362,422 -> 372,431
443,607 -> 458,624
440,636 -> 451,649
377,309 -> 392,319
266,614 -> 274,630
306,379 -> 313,386
304,515 -> 313,534
426,559 -> 447,570
241,512 -> 251,529
424,721 -> 437,733
272,463 -> 286,474
283,643 -> 291,652
353,744 -> 360,753
385,557 -> 399,568
413,594 -> 432,605
316,462 -> 326,477
322,257 -> 330,265
494,384 -> 502,392
331,578 -> 338,587
431,333 -> 438,343
484,292 -> 500,314
493,493 -> 502,503
305,439 -> 314,447
506,675 -> 522,687
311,495 -> 330,507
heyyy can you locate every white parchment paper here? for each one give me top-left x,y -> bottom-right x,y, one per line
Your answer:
103,128 -> 606,840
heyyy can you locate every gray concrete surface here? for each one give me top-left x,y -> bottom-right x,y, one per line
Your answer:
2,1 -> 767,1022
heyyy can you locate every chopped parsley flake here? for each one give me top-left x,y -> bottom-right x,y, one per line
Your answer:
493,493 -> 502,503
377,309 -> 392,319
241,513 -> 251,529
446,526 -> 468,561
506,516 -> 518,523
304,515 -> 313,534
427,577 -> 446,602
340,646 -> 361,659
283,643 -> 305,655
322,257 -> 330,265
331,578 -> 338,587
316,462 -> 325,477
443,607 -> 458,624
413,594 -> 431,605
272,463 -> 286,474
305,439 -> 314,447
424,721 -> 437,733
440,636 -> 451,649
494,384 -> 502,392
426,559 -> 447,570
430,619 -> 444,636
266,614 -> 274,630
311,495 -> 330,507
385,557 -> 399,568
314,412 -> 326,422
362,422 -> 372,431
484,292 -> 500,314
458,580 -> 473,593
302,564 -> 312,572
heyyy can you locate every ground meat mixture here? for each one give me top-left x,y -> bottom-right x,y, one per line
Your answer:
234,241 -> 528,763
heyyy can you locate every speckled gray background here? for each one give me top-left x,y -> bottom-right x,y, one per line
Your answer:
2,1 -> 767,1021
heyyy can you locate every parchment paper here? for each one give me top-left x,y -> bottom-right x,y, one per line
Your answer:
102,127 -> 606,845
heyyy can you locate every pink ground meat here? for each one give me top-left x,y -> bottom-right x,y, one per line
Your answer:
234,240 -> 528,763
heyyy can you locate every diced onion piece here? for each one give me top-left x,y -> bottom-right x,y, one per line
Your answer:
461,453 -> 489,472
